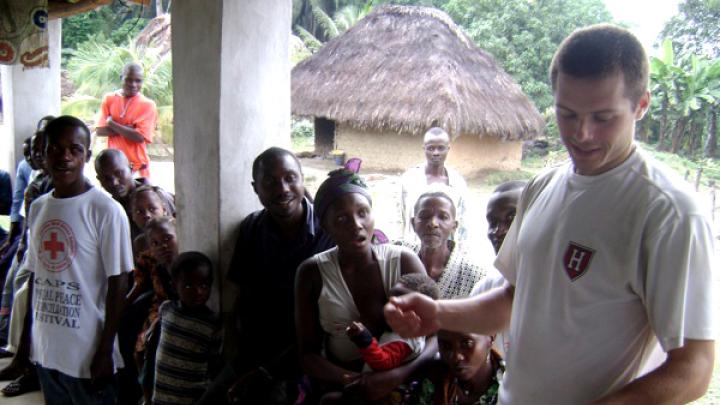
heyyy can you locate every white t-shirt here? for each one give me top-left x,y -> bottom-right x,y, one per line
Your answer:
495,149 -> 715,405
25,186 -> 133,378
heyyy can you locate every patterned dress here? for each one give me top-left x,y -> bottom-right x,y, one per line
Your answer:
398,240 -> 487,298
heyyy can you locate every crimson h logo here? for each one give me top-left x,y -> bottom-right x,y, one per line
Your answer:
563,242 -> 595,281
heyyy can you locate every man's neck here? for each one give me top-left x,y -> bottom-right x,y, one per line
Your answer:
425,163 -> 445,176
53,179 -> 91,199
419,242 -> 452,280
269,206 -> 305,240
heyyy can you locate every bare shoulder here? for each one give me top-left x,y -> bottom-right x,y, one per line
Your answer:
399,246 -> 425,275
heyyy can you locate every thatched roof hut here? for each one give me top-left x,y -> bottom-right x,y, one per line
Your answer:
291,5 -> 544,141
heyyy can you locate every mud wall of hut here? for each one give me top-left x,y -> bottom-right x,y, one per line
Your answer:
336,124 -> 522,176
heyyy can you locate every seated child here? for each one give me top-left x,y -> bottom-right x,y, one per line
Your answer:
346,273 -> 439,372
153,251 -> 222,405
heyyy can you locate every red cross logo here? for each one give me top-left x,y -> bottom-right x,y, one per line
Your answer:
38,220 -> 76,272
43,232 -> 65,260
563,242 -> 595,281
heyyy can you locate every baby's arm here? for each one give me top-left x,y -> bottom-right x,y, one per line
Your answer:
346,322 -> 412,371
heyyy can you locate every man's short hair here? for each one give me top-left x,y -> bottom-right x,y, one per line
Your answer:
550,24 -> 649,106
95,148 -> 130,172
44,116 -> 91,149
251,147 -> 302,182
122,61 -> 144,78
413,191 -> 456,218
423,127 -> 450,143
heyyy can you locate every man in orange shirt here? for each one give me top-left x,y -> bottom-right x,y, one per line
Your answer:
96,62 -> 157,179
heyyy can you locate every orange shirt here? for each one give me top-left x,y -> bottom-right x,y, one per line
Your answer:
98,92 -> 157,177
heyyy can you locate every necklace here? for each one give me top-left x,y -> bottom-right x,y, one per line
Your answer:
119,93 -> 137,118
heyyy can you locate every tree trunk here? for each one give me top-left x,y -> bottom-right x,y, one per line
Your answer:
688,117 -> 701,155
637,114 -> 650,142
670,118 -> 687,154
705,107 -> 718,158
657,94 -> 669,150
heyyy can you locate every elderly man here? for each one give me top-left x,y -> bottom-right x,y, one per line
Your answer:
400,127 -> 468,246
386,24 -> 715,405
96,62 -> 157,179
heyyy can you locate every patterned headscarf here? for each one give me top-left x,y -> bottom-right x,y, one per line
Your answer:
314,168 -> 372,223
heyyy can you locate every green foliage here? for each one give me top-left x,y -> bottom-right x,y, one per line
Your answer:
637,143 -> 720,189
294,0 -> 374,50
647,38 -> 720,155
61,4 -> 150,66
482,168 -> 537,186
660,0 -> 720,59
291,119 -> 316,152
441,0 -> 613,116
62,34 -> 173,143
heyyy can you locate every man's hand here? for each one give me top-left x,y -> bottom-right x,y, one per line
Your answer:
90,347 -> 114,386
384,292 -> 440,338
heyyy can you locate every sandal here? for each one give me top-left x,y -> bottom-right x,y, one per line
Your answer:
1,372 -> 40,397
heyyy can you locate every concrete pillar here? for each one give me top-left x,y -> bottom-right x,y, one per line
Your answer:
172,1 -> 291,321
0,19 -> 62,174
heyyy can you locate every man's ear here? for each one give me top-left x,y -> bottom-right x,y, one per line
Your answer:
85,148 -> 92,163
251,181 -> 258,195
635,91 -> 651,120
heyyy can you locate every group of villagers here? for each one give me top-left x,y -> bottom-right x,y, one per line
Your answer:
0,22 -> 715,405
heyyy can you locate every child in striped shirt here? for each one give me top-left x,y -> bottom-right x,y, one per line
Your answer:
152,251 -> 222,405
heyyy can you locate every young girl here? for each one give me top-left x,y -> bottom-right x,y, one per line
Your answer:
130,185 -> 171,244
136,216 -> 178,404
410,331 -> 503,405
153,251 -> 222,405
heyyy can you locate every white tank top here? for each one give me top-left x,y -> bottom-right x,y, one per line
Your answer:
315,244 -> 402,363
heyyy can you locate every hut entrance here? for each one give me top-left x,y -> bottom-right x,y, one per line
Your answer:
314,117 -> 335,156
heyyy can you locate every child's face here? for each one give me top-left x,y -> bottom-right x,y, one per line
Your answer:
438,330 -> 492,382
132,191 -> 167,229
149,224 -> 178,266
486,191 -> 519,254
174,265 -> 212,309
30,134 -> 45,171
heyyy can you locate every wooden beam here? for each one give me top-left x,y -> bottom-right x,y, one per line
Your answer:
48,0 -> 113,20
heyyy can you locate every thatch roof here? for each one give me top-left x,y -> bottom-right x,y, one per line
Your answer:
292,5 -> 544,140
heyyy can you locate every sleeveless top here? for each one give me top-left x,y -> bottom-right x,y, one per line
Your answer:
315,244 -> 402,363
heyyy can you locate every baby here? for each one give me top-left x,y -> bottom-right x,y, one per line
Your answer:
346,273 -> 439,371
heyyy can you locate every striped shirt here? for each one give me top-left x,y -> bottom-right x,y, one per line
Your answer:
153,300 -> 222,405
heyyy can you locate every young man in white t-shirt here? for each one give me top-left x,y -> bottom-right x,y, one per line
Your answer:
17,116 -> 133,404
385,24 -> 715,405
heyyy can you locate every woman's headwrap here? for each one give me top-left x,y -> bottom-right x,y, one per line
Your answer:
314,168 -> 372,222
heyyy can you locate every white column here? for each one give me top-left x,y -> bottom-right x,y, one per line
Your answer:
172,0 -> 291,317
0,19 -> 61,174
